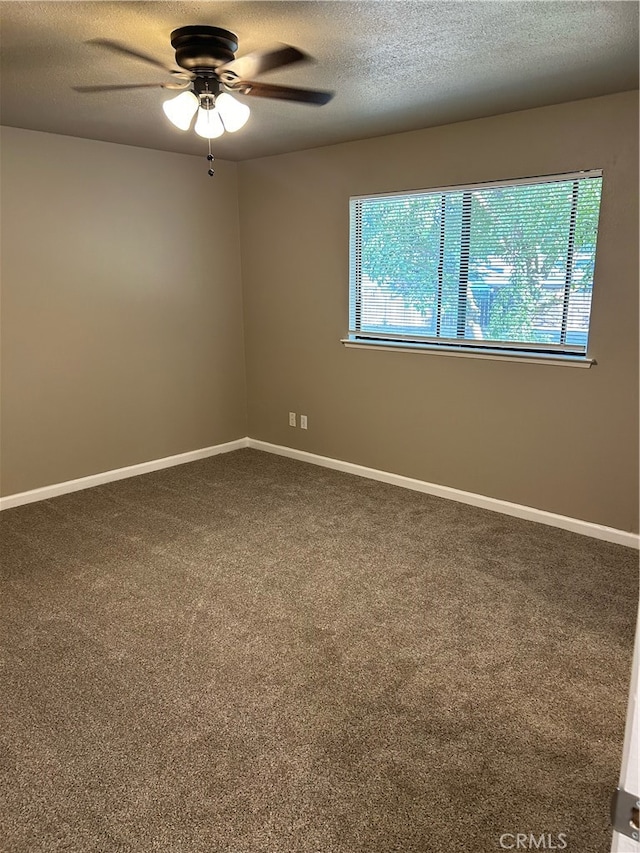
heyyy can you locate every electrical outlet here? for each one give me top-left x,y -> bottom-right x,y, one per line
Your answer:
289,412 -> 296,427
300,415 -> 308,430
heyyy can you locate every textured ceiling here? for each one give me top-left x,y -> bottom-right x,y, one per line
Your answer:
0,1 -> 638,161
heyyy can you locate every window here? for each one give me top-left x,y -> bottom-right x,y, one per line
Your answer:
347,171 -> 603,362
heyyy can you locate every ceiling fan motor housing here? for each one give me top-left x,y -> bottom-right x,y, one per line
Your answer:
171,26 -> 238,72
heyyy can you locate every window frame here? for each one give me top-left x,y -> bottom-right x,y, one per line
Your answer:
344,170 -> 603,367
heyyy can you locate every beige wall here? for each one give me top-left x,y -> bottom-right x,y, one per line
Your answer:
239,91 -> 639,533
2,94 -> 638,532
0,127 -> 247,495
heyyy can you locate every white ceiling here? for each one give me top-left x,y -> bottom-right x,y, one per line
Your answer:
0,1 -> 638,162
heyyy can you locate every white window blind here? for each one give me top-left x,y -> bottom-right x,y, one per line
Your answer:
348,171 -> 603,358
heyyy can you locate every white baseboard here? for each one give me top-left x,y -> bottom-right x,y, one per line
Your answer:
248,439 -> 640,550
0,438 -> 250,511
2,436 -> 637,549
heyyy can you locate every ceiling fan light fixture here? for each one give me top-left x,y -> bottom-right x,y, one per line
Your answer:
82,27 -> 333,174
215,93 -> 250,132
162,90 -> 199,130
194,106 -> 225,139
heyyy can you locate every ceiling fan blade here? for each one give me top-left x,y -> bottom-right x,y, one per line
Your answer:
87,39 -> 177,75
231,80 -> 333,106
218,45 -> 308,82
73,83 -> 173,93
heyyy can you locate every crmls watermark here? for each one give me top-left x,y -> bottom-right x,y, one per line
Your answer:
499,833 -> 569,850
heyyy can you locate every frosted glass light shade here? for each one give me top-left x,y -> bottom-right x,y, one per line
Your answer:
162,91 -> 199,131
194,107 -> 224,139
215,93 -> 250,132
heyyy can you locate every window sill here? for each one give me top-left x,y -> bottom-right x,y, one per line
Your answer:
341,338 -> 596,368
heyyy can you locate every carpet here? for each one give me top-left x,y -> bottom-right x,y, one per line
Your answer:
1,448 -> 637,853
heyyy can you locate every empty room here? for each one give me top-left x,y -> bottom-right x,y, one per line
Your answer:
1,2 -> 638,852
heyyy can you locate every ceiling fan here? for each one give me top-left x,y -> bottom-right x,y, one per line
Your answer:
75,25 -> 334,173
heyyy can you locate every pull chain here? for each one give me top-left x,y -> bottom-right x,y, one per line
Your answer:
207,137 -> 215,176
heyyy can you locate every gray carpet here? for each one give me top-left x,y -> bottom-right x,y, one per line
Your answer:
0,448 -> 637,853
